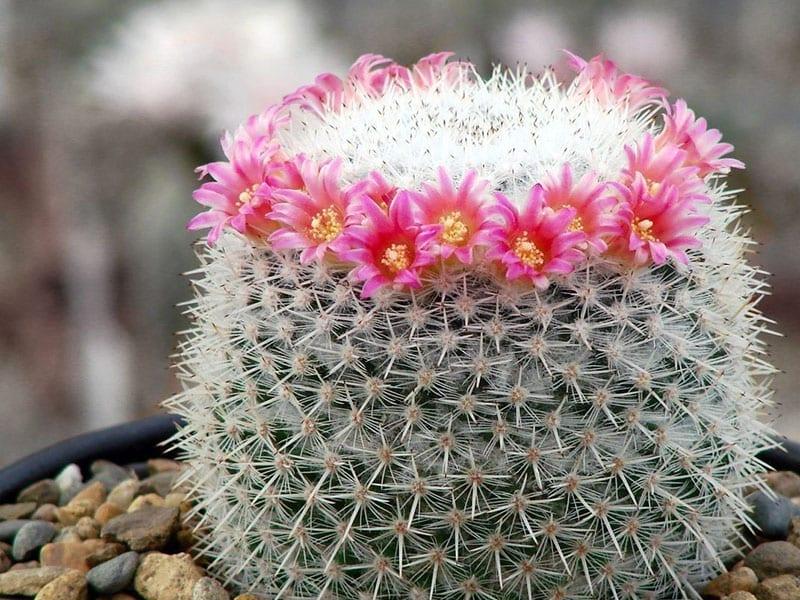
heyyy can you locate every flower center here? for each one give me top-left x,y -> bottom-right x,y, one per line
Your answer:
381,243 -> 411,273
308,207 -> 343,243
513,232 -> 545,268
647,180 -> 661,197
568,216 -> 584,232
439,210 -> 469,244
632,218 -> 658,242
236,183 -> 260,207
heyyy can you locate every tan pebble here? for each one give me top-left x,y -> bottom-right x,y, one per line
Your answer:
85,542 -> 125,568
164,492 -> 186,508
34,568 -> 87,600
756,574 -> 800,600
0,550 -> 10,574
704,566 -> 758,597
40,539 -> 109,572
0,541 -> 11,554
134,552 -> 203,600
95,502 -> 125,526
10,560 -> 40,570
0,566 -> 68,594
789,516 -> 800,548
75,517 -> 100,540
727,592 -> 757,600
58,483 -> 107,524
32,504 -> 59,522
0,502 -> 37,520
763,471 -> 800,497
106,480 -> 139,511
127,494 -> 165,512
233,595 -> 259,600
54,526 -> 82,544
147,459 -> 185,474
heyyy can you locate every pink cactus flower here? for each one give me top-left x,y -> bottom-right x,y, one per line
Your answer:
612,178 -> 709,266
408,51 -> 471,88
363,170 -> 398,212
337,192 -> 439,298
485,185 -> 586,289
188,140 -> 281,244
622,133 -> 709,205
268,157 -> 365,264
656,99 -> 745,178
540,163 -> 621,253
411,167 -> 495,264
565,50 -> 667,111
283,72 -> 346,118
347,54 -> 411,95
226,103 -> 290,156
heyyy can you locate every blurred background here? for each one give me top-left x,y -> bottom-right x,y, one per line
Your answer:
1,0 -> 798,463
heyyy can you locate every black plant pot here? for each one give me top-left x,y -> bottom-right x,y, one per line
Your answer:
0,414 -> 798,504
0,413 -> 185,503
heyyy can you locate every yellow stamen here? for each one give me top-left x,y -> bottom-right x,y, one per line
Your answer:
513,232 -> 545,268
632,218 -> 658,242
568,216 -> 584,232
647,180 -> 661,197
381,243 -> 411,273
308,207 -> 343,243
236,184 -> 260,207
439,210 -> 469,245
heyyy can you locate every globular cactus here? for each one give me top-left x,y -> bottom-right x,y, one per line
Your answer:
167,52 -> 777,599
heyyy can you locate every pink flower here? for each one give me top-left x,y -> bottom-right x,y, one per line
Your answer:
283,72 -> 346,118
411,167 -> 495,264
268,157 -> 365,264
362,171 -> 398,212
337,193 -> 439,298
540,163 -> 621,253
187,140 -> 281,244
408,52 -> 471,88
485,186 -> 586,289
226,103 -> 289,156
656,99 -> 745,178
565,50 -> 666,111
612,179 -> 709,266
622,133 -> 709,205
347,54 -> 411,95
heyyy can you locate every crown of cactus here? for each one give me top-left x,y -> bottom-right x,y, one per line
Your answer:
167,51 -> 778,599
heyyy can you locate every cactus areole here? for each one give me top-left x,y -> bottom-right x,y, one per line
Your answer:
168,52 -> 777,599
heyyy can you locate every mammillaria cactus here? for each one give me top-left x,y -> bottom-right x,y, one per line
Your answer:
167,51 -> 777,599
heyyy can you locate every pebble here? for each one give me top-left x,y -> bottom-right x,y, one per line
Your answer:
138,473 -> 179,498
233,595 -> 259,600
127,494 -> 166,512
756,574 -> 800,600
192,577 -> 229,600
744,541 -> 800,579
703,566 -> 758,597
32,504 -> 58,523
0,549 -> 10,574
89,462 -> 132,492
0,566 -> 68,595
76,517 -> 101,540
134,552 -> 203,600
764,471 -> 800,498
86,551 -> 139,594
34,569 -> 87,600
54,526 -> 83,544
0,503 -> 37,521
0,520 -> 30,542
101,506 -> 179,552
58,483 -> 108,525
106,481 -> 139,511
10,560 -> 40,570
55,465 -> 83,505
85,542 -> 125,568
747,491 -> 800,540
727,592 -> 758,600
12,521 -> 57,561
788,516 -> 800,548
147,459 -> 184,474
17,480 -> 60,507
94,503 -> 124,526
40,539 -> 114,572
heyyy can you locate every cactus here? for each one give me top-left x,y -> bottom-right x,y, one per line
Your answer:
167,52 -> 777,599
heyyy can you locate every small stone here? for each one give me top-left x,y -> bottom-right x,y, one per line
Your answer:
0,566 -> 68,595
789,516 -> 800,547
233,595 -> 259,600
139,472 -> 179,498
58,482 -> 107,525
75,517 -> 100,540
109,595 -> 137,600
727,592 -> 757,600
756,574 -> 800,600
34,569 -> 87,600
90,462 -> 132,492
12,521 -> 57,561
192,577 -> 229,600
747,491 -> 800,540
175,528 -> 195,551
17,480 -> 60,507
134,552 -> 203,600
10,560 -> 39,570
94,503 -> 124,526
86,551 -> 139,594
764,472 -> 800,498
0,549 -> 10,574
31,504 -> 58,523
703,566 -> 758,597
85,542 -> 125,568
164,492 -> 188,510
40,539 -> 110,572
53,526 -> 82,544
0,520 -> 30,542
55,465 -> 83,505
147,459 -> 184,474
101,506 -> 179,551
744,541 -> 800,579
0,503 -> 36,521
127,494 -> 165,512
106,480 -> 139,511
